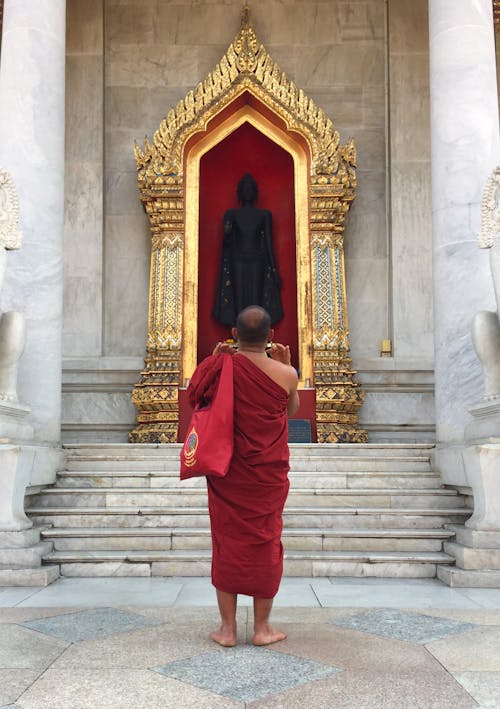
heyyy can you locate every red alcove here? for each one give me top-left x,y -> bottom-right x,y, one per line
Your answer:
196,122 -> 299,370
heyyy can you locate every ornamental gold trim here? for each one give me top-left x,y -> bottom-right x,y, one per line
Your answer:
130,5 -> 366,444
183,104 -> 311,383
494,0 -> 500,25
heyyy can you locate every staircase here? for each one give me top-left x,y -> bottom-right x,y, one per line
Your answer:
26,443 -> 471,579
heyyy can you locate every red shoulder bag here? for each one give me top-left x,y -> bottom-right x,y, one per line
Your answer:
180,354 -> 234,479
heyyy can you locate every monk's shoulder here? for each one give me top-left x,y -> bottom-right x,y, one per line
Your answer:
266,359 -> 297,389
271,357 -> 296,375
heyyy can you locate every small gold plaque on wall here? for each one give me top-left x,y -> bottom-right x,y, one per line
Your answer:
380,339 -> 393,357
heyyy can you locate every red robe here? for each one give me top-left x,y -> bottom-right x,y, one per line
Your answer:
187,353 -> 290,598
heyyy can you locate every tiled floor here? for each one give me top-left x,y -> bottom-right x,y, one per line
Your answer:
0,577 -> 499,708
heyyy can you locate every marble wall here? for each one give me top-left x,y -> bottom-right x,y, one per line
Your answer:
64,0 -> 103,357
389,0 -> 433,360
62,0 -> 435,442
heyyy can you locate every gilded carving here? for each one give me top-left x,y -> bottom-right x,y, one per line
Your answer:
130,349 -> 181,443
135,9 -> 352,190
130,6 -> 366,444
494,0 -> 500,25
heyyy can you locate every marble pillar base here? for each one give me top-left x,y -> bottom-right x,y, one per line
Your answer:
466,398 -> 500,441
0,443 -> 63,531
439,444 -> 500,587
437,566 -> 500,587
0,529 -> 53,570
433,443 -> 468,487
463,443 -> 500,532
0,566 -> 59,587
0,445 -> 32,531
0,443 -> 62,588
0,398 -> 33,440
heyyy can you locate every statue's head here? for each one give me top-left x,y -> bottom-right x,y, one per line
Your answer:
237,173 -> 258,204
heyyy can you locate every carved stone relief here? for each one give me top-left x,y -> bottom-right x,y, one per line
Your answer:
0,169 -> 25,403
473,166 -> 500,400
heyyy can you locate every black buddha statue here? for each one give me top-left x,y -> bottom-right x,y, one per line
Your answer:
213,173 -> 283,326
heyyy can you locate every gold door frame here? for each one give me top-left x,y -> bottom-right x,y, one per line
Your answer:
129,7 -> 367,444
183,103 -> 311,384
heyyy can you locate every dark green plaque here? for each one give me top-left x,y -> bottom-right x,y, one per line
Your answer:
288,419 -> 312,443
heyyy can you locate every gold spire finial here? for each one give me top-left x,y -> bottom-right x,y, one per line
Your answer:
241,4 -> 251,29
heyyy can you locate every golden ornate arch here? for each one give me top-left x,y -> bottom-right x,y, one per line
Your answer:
129,7 -> 367,444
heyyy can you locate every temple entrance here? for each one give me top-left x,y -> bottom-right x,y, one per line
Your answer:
129,10 -> 367,444
197,122 -> 299,368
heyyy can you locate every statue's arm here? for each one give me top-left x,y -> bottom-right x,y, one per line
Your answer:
263,210 -> 280,285
223,210 -> 233,246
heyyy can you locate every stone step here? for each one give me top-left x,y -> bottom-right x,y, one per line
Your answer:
42,548 -> 454,579
437,566 -> 500,588
64,442 -> 435,458
28,506 -> 471,529
0,566 -> 60,587
40,526 -> 455,553
292,472 -> 442,490
63,443 -> 433,472
446,524 -> 500,549
55,470 -> 443,490
444,541 -> 500,570
0,541 -> 53,570
29,486 -> 463,510
65,455 -> 432,473
36,443 -> 461,581
0,528 -> 42,549
290,457 -> 432,473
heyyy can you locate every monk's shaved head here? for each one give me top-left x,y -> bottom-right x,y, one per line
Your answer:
236,306 -> 271,344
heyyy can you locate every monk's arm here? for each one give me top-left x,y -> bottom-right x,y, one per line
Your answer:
287,371 -> 300,417
212,341 -> 236,355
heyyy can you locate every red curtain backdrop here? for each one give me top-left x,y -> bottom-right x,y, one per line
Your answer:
197,122 -> 299,370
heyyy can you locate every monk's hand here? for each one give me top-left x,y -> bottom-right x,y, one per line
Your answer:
212,341 -> 236,356
269,343 -> 291,366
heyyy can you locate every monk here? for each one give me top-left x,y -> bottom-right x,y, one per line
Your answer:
187,306 -> 299,647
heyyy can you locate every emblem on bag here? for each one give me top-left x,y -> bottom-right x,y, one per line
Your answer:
183,426 -> 199,467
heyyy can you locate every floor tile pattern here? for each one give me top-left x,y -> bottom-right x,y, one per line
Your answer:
331,609 -> 476,644
453,671 -> 500,707
1,579 -> 500,708
154,645 -> 341,702
22,607 -> 162,643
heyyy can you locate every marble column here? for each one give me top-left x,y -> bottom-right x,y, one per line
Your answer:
428,0 -> 500,485
0,0 -> 66,445
0,0 -> 65,580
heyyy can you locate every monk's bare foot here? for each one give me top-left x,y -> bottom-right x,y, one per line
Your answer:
252,625 -> 287,646
210,626 -> 237,647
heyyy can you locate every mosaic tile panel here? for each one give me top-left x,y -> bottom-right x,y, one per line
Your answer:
22,607 -> 163,643
154,645 -> 341,702
331,609 -> 477,644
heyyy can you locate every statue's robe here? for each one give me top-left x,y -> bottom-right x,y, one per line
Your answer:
187,353 -> 290,598
213,209 -> 283,326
